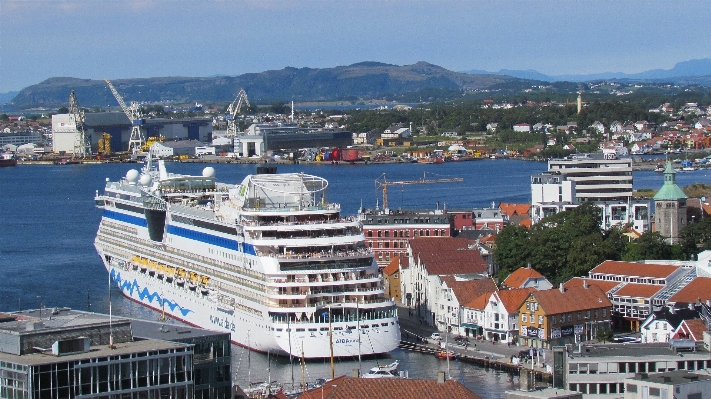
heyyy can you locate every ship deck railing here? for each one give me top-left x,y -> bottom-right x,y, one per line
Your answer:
247,230 -> 362,240
257,248 -> 373,260
269,274 -> 378,284
241,203 -> 340,213
269,286 -> 384,296
241,216 -> 356,227
267,298 -> 389,309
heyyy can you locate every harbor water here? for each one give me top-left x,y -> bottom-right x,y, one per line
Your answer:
1,159 -> 708,397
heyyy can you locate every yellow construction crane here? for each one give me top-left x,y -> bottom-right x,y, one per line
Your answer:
375,172 -> 463,209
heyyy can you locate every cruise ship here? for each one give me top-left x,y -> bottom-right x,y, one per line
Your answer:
93,159 -> 400,358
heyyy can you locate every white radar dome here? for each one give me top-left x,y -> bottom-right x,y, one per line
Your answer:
202,167 -> 216,178
126,169 -> 140,184
139,174 -> 152,186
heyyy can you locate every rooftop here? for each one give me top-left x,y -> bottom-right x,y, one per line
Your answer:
590,260 -> 680,279
297,375 -> 482,399
533,285 -> 612,315
569,342 -> 708,359
626,369 -> 711,385
410,237 -> 488,275
0,336 -> 187,366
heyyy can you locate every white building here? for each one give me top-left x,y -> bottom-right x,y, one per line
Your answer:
51,114 -> 81,154
624,370 -> 711,399
483,288 -> 534,343
532,153 -> 651,233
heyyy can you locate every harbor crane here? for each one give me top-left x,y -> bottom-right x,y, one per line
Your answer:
375,172 -> 464,210
69,90 -> 91,158
104,79 -> 144,154
226,88 -> 250,137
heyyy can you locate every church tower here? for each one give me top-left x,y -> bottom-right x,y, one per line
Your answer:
653,161 -> 687,244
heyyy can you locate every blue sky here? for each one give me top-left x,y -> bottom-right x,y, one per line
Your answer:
1,0 -> 710,93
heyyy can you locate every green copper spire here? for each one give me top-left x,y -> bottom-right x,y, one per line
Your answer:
653,161 -> 687,200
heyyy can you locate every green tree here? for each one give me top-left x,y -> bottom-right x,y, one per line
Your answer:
595,328 -> 614,343
493,225 -> 531,281
622,231 -> 671,261
680,217 -> 711,259
57,106 -> 69,114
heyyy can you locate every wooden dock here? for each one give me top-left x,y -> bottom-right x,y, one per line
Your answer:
397,340 -> 551,381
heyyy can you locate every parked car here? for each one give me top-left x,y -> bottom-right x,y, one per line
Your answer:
430,332 -> 442,341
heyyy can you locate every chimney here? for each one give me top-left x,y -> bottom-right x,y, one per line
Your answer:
670,307 -> 676,314
437,371 -> 446,384
559,283 -> 565,293
351,368 -> 360,378
583,279 -> 589,289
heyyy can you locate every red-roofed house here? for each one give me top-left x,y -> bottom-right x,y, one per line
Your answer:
461,292 -> 494,339
406,237 -> 490,329
439,276 -> 497,335
517,284 -> 612,348
564,277 -> 619,294
503,266 -> 553,290
673,318 -> 707,342
382,257 -> 402,303
668,277 -> 711,307
483,288 -> 536,343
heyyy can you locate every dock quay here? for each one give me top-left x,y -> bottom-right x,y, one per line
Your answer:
396,305 -> 551,382
397,337 -> 551,381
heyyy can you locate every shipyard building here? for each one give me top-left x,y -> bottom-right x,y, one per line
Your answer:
51,113 -> 212,155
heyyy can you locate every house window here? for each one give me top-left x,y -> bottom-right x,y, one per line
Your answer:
522,314 -> 527,322
594,309 -> 598,318
552,315 -> 557,324
586,310 -> 590,319
577,312 -> 582,321
602,309 -> 606,317
538,315 -> 543,325
378,231 -> 382,237
568,314 -> 572,322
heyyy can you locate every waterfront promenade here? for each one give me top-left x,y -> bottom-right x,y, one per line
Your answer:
395,305 -> 550,378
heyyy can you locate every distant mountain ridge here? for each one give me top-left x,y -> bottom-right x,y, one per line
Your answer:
464,58 -> 711,82
9,62 -> 516,109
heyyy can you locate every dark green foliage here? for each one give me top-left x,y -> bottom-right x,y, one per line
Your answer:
680,217 -> 711,259
495,203 -> 614,285
622,231 -> 672,261
595,328 -> 614,343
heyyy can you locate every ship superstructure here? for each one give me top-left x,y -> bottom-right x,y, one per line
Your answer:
94,159 -> 400,358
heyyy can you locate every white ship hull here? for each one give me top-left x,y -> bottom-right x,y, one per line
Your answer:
94,161 -> 400,358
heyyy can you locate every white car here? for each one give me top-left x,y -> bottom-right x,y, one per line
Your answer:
430,332 -> 442,341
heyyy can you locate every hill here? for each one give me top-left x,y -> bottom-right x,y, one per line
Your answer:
464,58 -> 711,84
9,62 -> 517,109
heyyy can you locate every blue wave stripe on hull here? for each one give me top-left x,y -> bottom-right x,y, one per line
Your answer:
104,210 -> 147,227
110,269 -> 193,316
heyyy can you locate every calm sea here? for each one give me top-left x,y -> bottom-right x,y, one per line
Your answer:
0,159 -> 708,397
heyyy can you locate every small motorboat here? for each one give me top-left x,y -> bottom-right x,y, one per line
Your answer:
435,350 -> 455,360
362,360 -> 400,378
